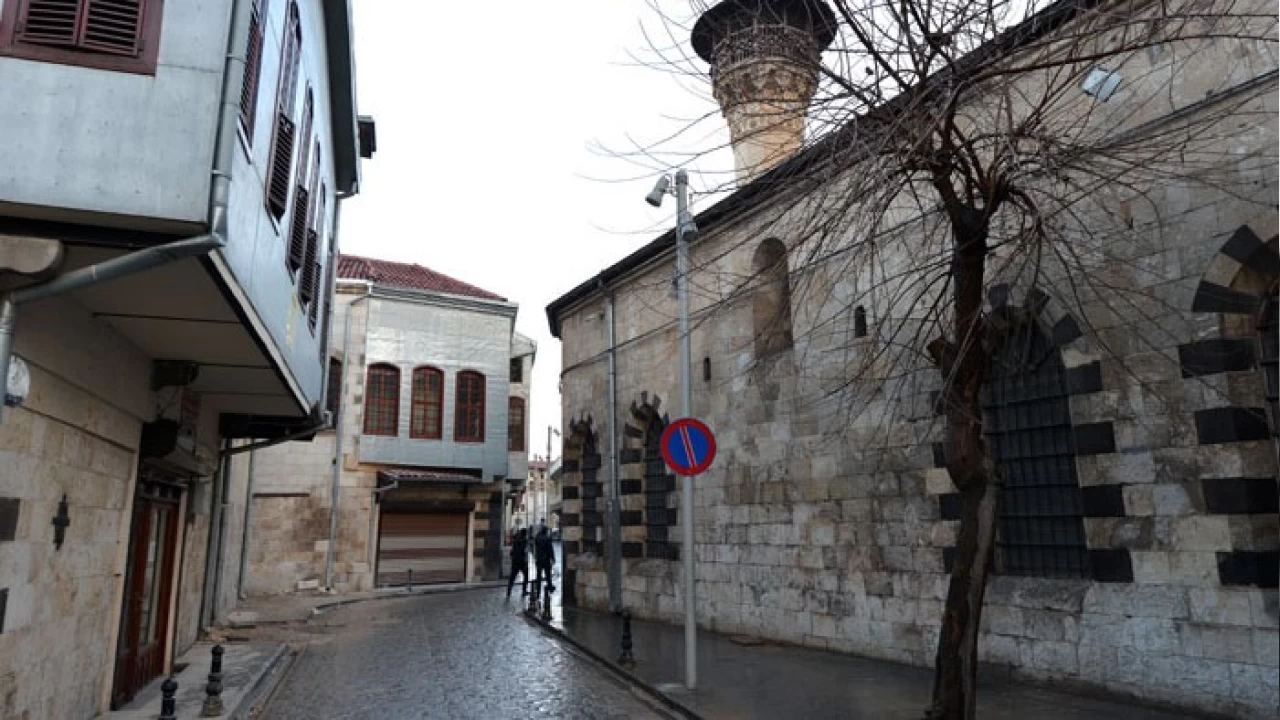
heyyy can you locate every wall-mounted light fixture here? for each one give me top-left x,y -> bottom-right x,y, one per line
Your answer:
1082,67 -> 1122,101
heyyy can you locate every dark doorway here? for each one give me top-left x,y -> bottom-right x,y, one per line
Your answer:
111,471 -> 182,708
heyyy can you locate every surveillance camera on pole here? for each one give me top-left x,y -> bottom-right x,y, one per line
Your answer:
644,168 -> 699,690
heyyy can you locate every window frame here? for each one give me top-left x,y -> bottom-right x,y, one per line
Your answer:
264,1 -> 302,222
508,397 -> 526,452
238,0 -> 270,144
454,370 -> 486,443
752,238 -> 794,357
409,366 -> 445,440
0,0 -> 164,75
362,363 -> 400,437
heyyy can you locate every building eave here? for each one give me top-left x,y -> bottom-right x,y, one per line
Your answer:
323,0 -> 361,195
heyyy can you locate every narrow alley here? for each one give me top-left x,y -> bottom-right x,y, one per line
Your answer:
261,591 -> 662,719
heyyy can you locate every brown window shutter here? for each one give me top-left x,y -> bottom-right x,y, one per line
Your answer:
265,113 -> 295,218
239,5 -> 264,139
299,229 -> 318,302
80,0 -> 143,55
18,0 -> 84,47
306,257 -> 322,326
287,186 -> 309,271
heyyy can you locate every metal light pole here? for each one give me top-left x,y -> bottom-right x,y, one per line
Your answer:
647,169 -> 699,690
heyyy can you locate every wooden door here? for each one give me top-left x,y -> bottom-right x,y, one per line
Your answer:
376,512 -> 468,586
112,479 -> 181,708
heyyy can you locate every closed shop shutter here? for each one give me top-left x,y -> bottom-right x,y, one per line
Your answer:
376,512 -> 468,585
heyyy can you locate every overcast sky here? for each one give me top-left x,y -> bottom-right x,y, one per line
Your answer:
338,2 -> 735,460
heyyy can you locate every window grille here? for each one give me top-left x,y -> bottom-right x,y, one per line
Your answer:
982,322 -> 1089,579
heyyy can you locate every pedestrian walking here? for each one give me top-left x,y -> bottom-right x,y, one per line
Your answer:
507,528 -> 530,598
534,526 -> 556,593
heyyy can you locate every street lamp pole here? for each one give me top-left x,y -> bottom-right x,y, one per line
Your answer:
646,169 -> 699,690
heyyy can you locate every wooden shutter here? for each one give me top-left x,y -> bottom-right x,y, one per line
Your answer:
18,0 -> 83,47
287,186 -> 309,270
265,114 -> 295,218
81,0 -> 143,55
239,1 -> 265,139
286,96 -> 313,270
306,188 -> 326,326
299,229 -> 318,302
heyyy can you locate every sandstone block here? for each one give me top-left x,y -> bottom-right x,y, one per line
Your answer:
1189,587 -> 1253,626
1131,551 -> 1171,584
1129,617 -> 1181,653
1032,640 -> 1079,675
1171,516 -> 1231,551
1229,661 -> 1279,708
1166,551 -> 1219,586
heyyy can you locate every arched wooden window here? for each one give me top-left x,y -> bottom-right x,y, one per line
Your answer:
362,363 -> 399,436
455,371 -> 486,442
752,238 -> 793,357
410,367 -> 444,439
508,397 -> 526,452
983,321 -> 1088,578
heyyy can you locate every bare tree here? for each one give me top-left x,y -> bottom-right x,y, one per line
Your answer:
606,0 -> 1278,717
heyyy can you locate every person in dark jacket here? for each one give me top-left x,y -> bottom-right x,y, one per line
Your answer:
534,526 -> 556,593
507,528 -> 529,598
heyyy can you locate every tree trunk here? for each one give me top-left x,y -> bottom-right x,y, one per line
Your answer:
926,191 -> 999,719
927,470 -> 1000,719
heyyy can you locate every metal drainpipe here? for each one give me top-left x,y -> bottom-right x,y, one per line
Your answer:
236,448 -> 258,600
603,280 -> 623,613
0,0 -> 249,403
200,439 -> 232,629
325,287 -> 371,589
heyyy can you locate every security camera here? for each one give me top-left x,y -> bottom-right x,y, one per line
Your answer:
645,175 -> 671,207
678,211 -> 699,242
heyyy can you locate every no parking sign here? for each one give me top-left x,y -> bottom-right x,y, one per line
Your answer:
660,418 -> 717,476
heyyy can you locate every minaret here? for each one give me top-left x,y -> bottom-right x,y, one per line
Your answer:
692,0 -> 836,183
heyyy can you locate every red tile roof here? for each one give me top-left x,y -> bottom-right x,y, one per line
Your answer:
337,254 -> 506,301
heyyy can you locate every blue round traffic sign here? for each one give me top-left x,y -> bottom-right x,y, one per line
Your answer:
660,418 -> 717,476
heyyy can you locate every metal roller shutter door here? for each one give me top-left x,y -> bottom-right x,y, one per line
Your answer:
377,512 -> 468,585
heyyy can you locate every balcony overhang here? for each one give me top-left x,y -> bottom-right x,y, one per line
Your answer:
55,244 -> 313,436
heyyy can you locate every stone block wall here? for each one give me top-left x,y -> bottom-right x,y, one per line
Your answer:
554,71 -> 1279,718
245,434 -> 339,595
0,296 -> 149,718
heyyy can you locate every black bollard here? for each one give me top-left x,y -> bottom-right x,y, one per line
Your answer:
407,568 -> 414,590
540,581 -> 553,621
618,611 -> 636,668
527,577 -> 540,615
200,644 -> 224,717
159,676 -> 178,720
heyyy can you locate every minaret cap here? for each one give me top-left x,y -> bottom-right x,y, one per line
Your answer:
691,0 -> 838,64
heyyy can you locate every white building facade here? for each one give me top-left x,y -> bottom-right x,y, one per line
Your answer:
0,0 -> 372,714
245,255 -> 534,592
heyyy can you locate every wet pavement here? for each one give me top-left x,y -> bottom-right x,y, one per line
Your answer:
547,606 -> 1208,720
263,587 -> 662,719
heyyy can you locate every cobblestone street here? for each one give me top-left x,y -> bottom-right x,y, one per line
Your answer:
262,589 -> 661,719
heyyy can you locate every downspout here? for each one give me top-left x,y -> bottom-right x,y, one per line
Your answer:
236,448 -> 258,600
602,279 -> 623,613
197,0 -> 254,629
200,439 -> 232,629
325,284 -> 371,589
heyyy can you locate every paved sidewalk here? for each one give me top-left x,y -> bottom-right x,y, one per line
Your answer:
111,642 -> 287,720
230,580 -> 506,625
535,605 -> 1210,720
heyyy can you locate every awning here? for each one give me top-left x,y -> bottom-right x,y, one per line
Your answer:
377,469 -> 486,486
